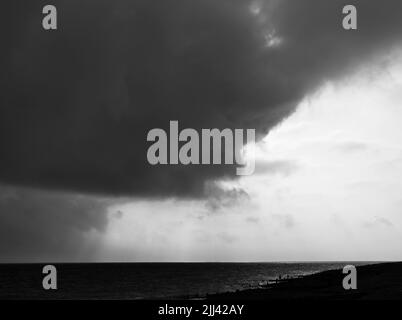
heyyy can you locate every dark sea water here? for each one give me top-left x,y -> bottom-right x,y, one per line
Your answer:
0,262 -> 370,299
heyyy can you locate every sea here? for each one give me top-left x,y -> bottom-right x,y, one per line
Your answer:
0,262 -> 371,299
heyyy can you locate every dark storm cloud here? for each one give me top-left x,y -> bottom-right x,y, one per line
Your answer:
0,185 -> 109,262
1,0 -> 402,197
204,183 -> 250,211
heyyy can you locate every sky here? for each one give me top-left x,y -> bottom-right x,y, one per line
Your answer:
1,0 -> 402,262
97,51 -> 402,262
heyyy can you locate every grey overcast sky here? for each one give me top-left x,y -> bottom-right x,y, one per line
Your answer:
1,0 -> 402,261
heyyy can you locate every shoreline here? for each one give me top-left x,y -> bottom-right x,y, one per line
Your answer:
0,261 -> 399,300
207,261 -> 402,300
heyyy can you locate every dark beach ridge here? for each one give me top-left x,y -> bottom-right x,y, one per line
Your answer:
0,262 -> 400,299
208,262 -> 402,300
0,262 -> 364,299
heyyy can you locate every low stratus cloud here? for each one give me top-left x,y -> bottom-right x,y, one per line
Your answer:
1,0 -> 402,197
0,185 -> 110,262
